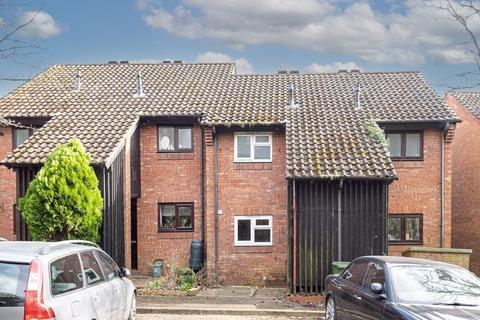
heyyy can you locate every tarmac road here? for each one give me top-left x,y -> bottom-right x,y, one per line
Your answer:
137,315 -> 323,320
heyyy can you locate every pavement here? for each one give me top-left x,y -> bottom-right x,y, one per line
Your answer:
132,275 -> 324,318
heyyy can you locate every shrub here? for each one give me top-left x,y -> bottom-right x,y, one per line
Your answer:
176,267 -> 195,291
18,139 -> 103,243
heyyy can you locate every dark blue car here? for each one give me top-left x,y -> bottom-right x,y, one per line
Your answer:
324,256 -> 480,320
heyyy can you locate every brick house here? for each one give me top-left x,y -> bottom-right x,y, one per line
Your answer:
0,63 -> 457,292
445,91 -> 480,274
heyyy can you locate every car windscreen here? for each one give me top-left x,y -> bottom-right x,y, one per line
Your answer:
390,265 -> 480,306
0,261 -> 29,307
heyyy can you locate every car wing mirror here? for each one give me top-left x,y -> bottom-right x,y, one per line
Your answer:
370,282 -> 383,294
120,267 -> 131,278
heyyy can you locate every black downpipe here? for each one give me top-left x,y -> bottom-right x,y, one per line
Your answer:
200,125 -> 205,242
337,179 -> 343,261
213,128 -> 219,280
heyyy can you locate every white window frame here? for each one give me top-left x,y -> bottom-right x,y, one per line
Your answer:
234,215 -> 273,246
234,133 -> 272,163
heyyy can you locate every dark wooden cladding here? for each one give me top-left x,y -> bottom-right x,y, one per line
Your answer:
289,179 -> 389,294
100,149 -> 125,267
130,126 -> 141,199
15,166 -> 40,240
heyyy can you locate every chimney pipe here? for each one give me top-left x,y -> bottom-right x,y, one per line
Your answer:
354,82 -> 361,109
75,68 -> 82,91
135,71 -> 144,97
288,83 -> 295,107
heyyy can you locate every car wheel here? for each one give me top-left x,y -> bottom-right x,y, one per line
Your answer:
127,294 -> 136,320
326,296 -> 336,320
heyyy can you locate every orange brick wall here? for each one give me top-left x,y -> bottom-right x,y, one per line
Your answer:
447,94 -> 480,275
0,127 -> 16,240
136,124 -> 202,275
388,128 -> 453,255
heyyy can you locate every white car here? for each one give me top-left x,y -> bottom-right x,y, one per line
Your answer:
0,240 -> 136,320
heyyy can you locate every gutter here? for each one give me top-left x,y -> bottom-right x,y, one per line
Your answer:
440,123 -> 449,248
213,127 -> 219,281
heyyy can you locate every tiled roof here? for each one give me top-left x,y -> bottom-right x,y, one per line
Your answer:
0,63 -> 458,179
449,91 -> 480,119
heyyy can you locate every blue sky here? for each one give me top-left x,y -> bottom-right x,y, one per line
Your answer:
0,0 -> 478,97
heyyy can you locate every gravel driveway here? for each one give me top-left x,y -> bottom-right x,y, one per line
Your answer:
138,315 -> 322,320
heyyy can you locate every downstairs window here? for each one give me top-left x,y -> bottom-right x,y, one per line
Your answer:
159,203 -> 194,231
388,214 -> 423,243
234,216 -> 272,246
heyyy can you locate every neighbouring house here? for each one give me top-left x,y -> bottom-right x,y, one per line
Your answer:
0,62 -> 458,293
445,91 -> 480,274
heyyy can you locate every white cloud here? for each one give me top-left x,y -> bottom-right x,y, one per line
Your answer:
17,11 -> 61,39
305,62 -> 362,73
195,51 -> 253,74
0,18 -> 5,28
139,0 -> 480,66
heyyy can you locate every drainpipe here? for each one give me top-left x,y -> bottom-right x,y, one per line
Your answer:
337,179 -> 344,261
213,127 -> 219,281
200,125 -> 205,242
292,179 -> 297,292
440,123 -> 449,248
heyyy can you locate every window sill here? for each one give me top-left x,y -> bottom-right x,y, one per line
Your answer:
233,246 -> 273,254
155,231 -> 194,240
388,241 -> 423,245
234,163 -> 273,170
156,153 -> 194,160
392,160 -> 424,168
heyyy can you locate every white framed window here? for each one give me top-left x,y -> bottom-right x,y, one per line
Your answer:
234,216 -> 272,246
234,133 -> 272,162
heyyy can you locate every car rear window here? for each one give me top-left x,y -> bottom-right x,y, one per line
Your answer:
0,261 -> 29,307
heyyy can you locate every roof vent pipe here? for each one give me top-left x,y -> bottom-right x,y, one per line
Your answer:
135,71 -> 144,97
288,83 -> 296,107
354,82 -> 361,109
74,68 -> 82,91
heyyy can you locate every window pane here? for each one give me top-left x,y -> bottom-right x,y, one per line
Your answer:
160,205 -> 176,229
178,206 -> 193,229
0,262 -> 29,306
255,135 -> 270,143
363,264 -> 385,289
14,129 -> 30,148
95,251 -> 119,281
387,134 -> 401,157
178,128 -> 192,150
159,127 -> 175,151
345,261 -> 369,286
254,229 -> 271,243
388,217 -> 401,241
256,219 -> 270,226
79,251 -> 105,286
406,217 -> 421,241
406,133 -> 421,157
237,136 -> 251,158
254,145 -> 270,160
237,219 -> 251,241
50,254 -> 84,295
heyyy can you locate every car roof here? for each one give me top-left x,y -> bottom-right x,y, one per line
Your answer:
354,255 -> 464,269
0,241 -> 99,263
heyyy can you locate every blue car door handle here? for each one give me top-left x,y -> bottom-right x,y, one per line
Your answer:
353,294 -> 362,301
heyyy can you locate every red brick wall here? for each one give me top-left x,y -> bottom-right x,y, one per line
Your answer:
0,127 -> 15,240
447,94 -> 480,274
136,124 -> 202,275
206,130 -> 287,285
388,128 -> 453,255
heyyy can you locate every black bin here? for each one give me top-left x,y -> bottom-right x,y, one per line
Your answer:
189,240 -> 204,272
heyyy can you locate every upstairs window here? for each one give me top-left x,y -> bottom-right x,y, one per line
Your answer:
388,214 -> 423,243
234,133 -> 272,162
158,126 -> 193,152
13,128 -> 34,148
385,131 -> 422,160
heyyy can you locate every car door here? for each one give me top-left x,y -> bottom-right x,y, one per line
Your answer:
47,253 -> 92,320
94,250 -> 126,319
335,260 -> 369,320
355,262 -> 387,320
80,250 -> 112,320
